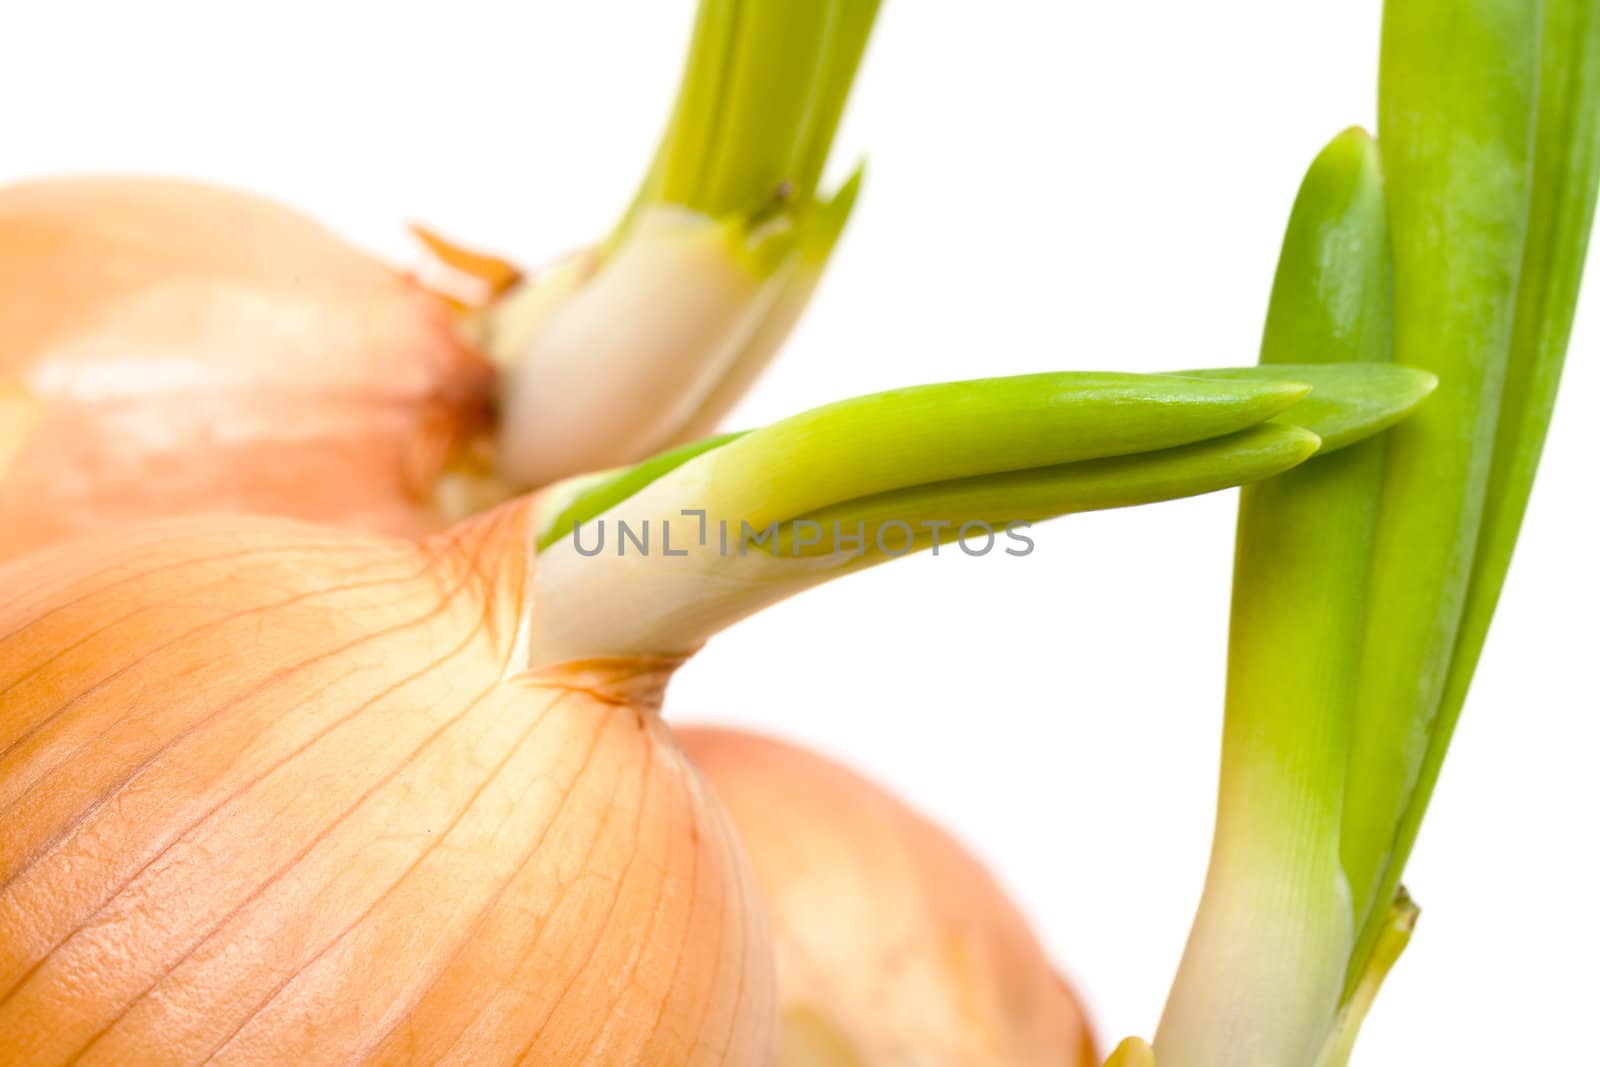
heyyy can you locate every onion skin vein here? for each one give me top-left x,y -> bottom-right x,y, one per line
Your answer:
0,501 -> 776,1066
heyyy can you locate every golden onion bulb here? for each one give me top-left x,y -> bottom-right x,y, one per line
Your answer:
0,176 -> 496,562
0,501 -> 775,1065
680,727 -> 1097,1067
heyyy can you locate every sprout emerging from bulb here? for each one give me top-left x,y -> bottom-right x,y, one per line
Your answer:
0,0 -> 881,561
0,363 -> 1429,1064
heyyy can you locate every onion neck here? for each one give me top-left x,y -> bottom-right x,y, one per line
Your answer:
492,207 -> 799,487
517,655 -> 687,715
481,0 -> 878,489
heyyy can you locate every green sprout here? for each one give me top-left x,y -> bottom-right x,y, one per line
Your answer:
525,365 -> 1432,670
491,0 -> 879,488
1151,2 -> 1599,1064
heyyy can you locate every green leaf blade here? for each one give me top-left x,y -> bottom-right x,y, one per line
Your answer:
639,0 -> 881,220
705,371 -> 1312,529
780,422 -> 1320,558
1157,126 -> 1396,1067
1340,0 -> 1543,984
1347,0 -> 1600,989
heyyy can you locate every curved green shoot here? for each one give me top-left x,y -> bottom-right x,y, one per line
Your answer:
699,371 -> 1311,530
780,424 -> 1318,559
492,0 -> 880,488
529,369 -> 1309,554
521,364 -> 1429,669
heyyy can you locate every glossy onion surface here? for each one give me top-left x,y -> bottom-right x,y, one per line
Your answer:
0,177 -> 495,561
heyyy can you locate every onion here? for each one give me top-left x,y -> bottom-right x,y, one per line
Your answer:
0,365 -> 1434,1063
0,500 -> 776,1065
0,0 -> 880,561
679,727 -> 1098,1067
0,176 -> 496,561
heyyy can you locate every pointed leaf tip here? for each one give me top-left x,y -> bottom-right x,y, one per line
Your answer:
1176,363 -> 1437,454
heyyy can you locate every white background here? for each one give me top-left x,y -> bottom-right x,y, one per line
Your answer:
5,2 -> 1595,1061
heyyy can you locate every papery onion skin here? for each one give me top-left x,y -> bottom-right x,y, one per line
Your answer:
0,176 -> 496,562
679,727 -> 1097,1067
0,502 -> 775,1065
